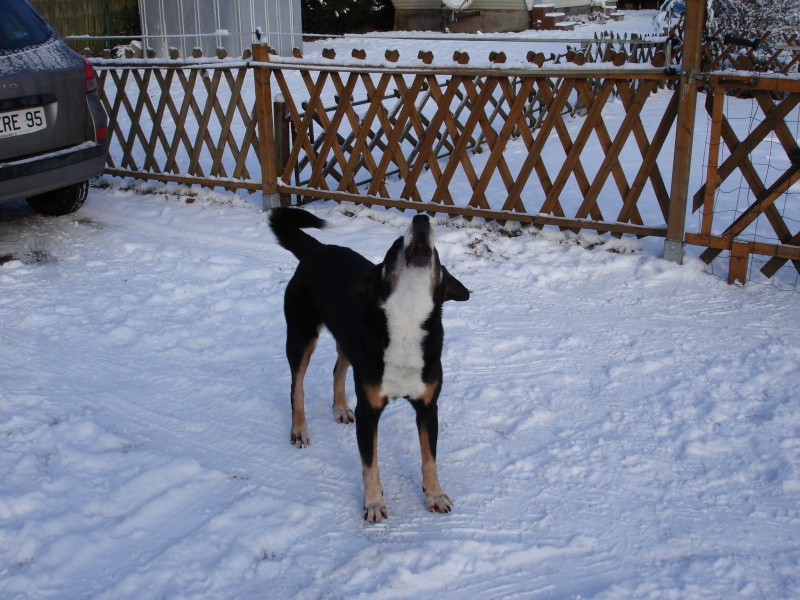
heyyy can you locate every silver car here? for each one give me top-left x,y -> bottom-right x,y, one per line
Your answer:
0,0 -> 109,215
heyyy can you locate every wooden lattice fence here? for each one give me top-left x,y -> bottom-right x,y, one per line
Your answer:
91,12 -> 800,285
96,57 -> 264,194
261,45 -> 677,239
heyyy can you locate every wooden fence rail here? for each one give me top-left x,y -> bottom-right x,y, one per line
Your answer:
92,22 -> 800,286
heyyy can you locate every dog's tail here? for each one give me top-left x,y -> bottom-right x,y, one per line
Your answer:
269,206 -> 327,261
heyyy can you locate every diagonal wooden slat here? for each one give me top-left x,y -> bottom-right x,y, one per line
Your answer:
699,166 -> 800,264
334,72 -> 391,195
400,75 -> 466,203
115,70 -> 147,171
307,71 -> 359,191
574,77 -> 652,223
164,70 -> 202,176
272,68 -> 321,184
503,77 -> 574,217
462,75 -> 518,209
143,69 -> 177,173
692,92 -> 800,212
430,75 -> 500,207
368,74 -> 427,200
542,78 -> 615,222
617,82 -> 678,225
469,76 -> 536,212
283,69 -> 331,190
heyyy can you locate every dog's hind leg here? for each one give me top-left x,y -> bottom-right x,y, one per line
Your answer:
286,324 -> 319,448
332,344 -> 355,424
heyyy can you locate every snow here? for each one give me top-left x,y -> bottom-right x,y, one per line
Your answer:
2,11 -> 800,599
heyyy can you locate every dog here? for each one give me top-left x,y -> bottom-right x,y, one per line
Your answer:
269,207 -> 470,523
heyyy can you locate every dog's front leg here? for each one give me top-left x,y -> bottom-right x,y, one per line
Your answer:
356,387 -> 388,523
412,397 -> 453,514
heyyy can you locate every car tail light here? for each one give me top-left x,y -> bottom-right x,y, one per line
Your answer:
82,56 -> 98,94
96,126 -> 107,142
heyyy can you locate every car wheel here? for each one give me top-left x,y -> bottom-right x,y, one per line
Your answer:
26,181 -> 89,216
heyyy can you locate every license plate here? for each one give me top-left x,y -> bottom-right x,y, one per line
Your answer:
0,106 -> 47,139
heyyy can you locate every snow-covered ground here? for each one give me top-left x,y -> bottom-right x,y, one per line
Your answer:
2,11 -> 800,599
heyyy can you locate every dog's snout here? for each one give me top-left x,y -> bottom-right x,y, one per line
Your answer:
412,214 -> 430,225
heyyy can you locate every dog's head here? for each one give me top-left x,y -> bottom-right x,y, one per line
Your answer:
352,214 -> 470,304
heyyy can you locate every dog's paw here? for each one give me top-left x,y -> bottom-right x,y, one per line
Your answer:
426,493 -> 453,514
333,405 -> 355,424
291,427 -> 310,448
363,500 -> 388,524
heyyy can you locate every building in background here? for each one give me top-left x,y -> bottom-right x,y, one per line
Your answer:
138,0 -> 302,57
391,0 -> 593,33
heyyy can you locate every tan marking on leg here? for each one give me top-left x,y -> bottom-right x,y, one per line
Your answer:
362,434 -> 387,523
418,382 -> 440,406
332,344 -> 354,424
364,385 -> 389,411
418,425 -> 453,514
291,338 -> 317,447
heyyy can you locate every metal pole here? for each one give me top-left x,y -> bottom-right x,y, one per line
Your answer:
663,0 -> 704,264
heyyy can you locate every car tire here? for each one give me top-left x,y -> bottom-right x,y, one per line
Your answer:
26,180 -> 89,216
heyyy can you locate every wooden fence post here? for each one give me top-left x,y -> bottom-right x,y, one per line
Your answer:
252,43 -> 281,210
663,0 -> 704,264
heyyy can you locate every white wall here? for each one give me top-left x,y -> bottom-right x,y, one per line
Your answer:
139,0 -> 302,58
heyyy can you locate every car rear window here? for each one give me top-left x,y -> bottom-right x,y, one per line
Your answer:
0,0 -> 55,54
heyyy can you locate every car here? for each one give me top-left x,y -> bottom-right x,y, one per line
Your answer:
0,0 -> 109,216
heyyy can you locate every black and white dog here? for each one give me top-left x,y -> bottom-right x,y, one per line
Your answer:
269,207 -> 469,523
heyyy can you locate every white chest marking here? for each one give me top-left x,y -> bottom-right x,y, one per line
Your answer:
380,267 -> 434,399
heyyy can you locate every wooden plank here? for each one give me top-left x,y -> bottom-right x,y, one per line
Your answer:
104,167 -> 261,191
760,230 -> 800,278
700,88 -> 725,234
686,233 -> 800,261
277,183 -> 669,237
728,240 -> 750,284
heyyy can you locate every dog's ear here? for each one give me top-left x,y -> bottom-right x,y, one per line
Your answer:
442,266 -> 470,302
350,265 -> 382,299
